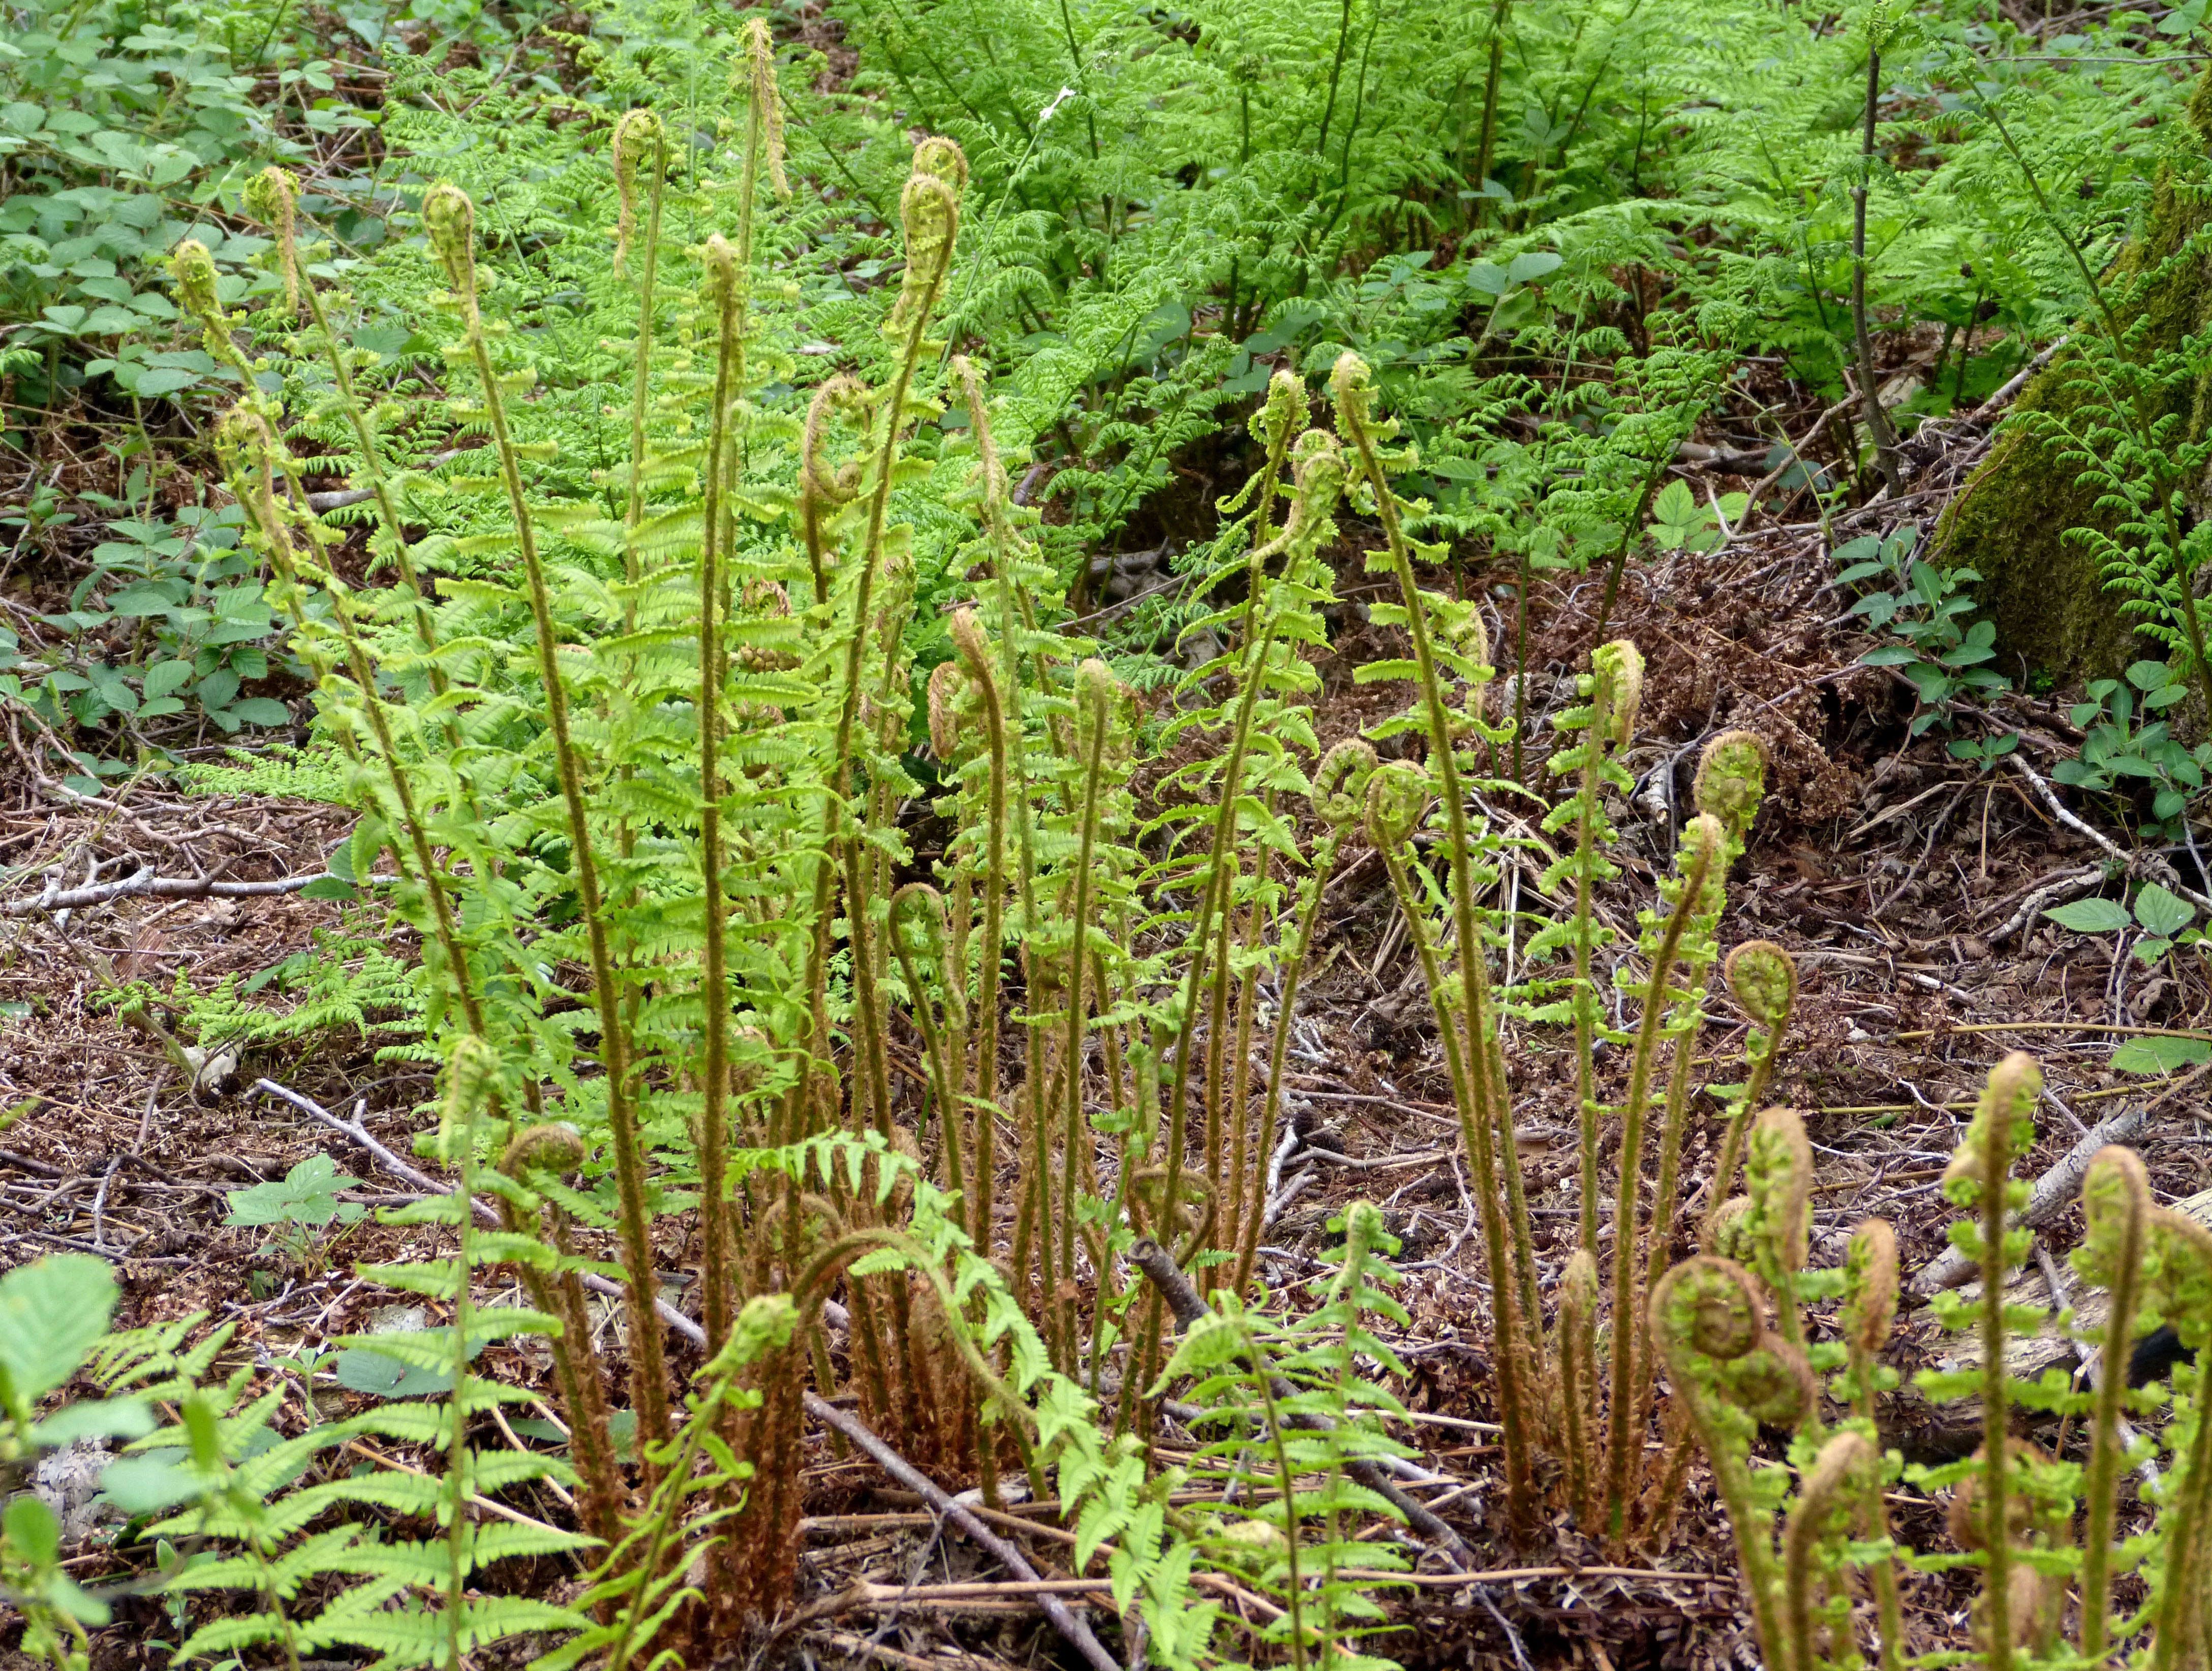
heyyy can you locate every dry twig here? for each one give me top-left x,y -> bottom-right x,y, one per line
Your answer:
5,867 -> 332,917
1912,1102 -> 2152,1293
801,1392 -> 1121,1671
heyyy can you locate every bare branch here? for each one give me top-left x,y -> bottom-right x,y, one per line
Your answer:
6,868 -> 336,918
802,1391 -> 1122,1671
1912,1103 -> 2152,1294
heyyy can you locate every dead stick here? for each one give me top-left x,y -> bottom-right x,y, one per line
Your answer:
7,869 -> 334,917
254,1078 -> 714,1349
1912,1103 -> 2152,1293
1968,334 -> 2068,422
1744,395 -> 1857,514
801,1391 -> 1121,1671
2009,753 -> 2212,915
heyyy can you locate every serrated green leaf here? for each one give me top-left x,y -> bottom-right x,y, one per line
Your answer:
2113,1036 -> 2212,1075
2135,882 -> 2195,937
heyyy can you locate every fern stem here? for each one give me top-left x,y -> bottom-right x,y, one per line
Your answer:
424,187 -> 673,1470
276,184 -> 454,702
1591,451 -> 1668,649
213,411 -> 487,1054
1336,355 -> 1537,1529
953,614 -> 1009,1249
698,235 -> 745,1364
1157,613 -> 1279,1286
438,1049 -> 489,1671
1623,952 -> 1713,1512
2082,1162 -> 2148,1663
1201,860 -> 1238,1234
619,119 -> 667,598
1250,1324 -> 1311,1671
1057,667 -> 1111,1368
1232,829 -> 1342,1297
1977,1088 -> 2015,1671
1699,1035 -> 1784,1250
1567,683 -> 1611,1259
1600,830 -> 1715,1540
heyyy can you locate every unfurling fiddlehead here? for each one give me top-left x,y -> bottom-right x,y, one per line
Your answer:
2073,1146 -> 2152,1664
1336,349 -> 1539,1527
1703,938 -> 1799,1250
2142,1198 -> 2212,1670
1941,1051 -> 2043,1671
1534,637 -> 1642,1260
1839,1218 -> 1905,1671
1783,1432 -> 1877,1671
424,182 -> 674,1469
1651,1256 -> 1801,1663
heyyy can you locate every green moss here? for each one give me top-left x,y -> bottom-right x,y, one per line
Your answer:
1929,67 -> 2212,686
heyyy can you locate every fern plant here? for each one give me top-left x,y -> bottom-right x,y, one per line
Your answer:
0,1255 -> 141,1671
1666,1048 -> 2212,1669
1164,1202 -> 1417,1671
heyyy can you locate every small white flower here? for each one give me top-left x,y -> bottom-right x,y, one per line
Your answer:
1039,85 -> 1078,123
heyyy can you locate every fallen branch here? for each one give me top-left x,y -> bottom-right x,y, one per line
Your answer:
1342,1564 -> 1738,1588
6,868 -> 334,918
802,1392 -> 1121,1671
1129,1235 -> 1473,1567
2009,753 -> 2212,915
303,447 -> 465,512
814,1628 -> 1015,1671
1744,395 -> 1857,513
1912,1102 -> 2152,1293
1969,335 -> 2069,422
1674,440 -> 1773,474
1986,864 -> 2106,947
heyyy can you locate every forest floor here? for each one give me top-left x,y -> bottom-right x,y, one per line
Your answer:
6,342 -> 2207,1670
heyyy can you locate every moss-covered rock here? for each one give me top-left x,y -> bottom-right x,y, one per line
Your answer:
1928,68 -> 2212,687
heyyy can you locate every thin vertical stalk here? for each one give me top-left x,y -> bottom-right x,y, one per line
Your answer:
1851,43 -> 1902,497
1623,955 -> 1713,1509
1600,820 -> 1718,1539
423,187 -> 672,1465
614,110 -> 669,599
2080,1151 -> 2148,1666
1311,0 -> 1357,226
1591,453 -> 1669,649
1057,666 -> 1112,1368
1967,1059 -> 2032,1671
1228,828 -> 1338,1296
817,156 -> 961,1430
1201,867 -> 1238,1227
437,1042 -> 494,1671
2143,1205 -> 2212,1670
951,613 -> 1008,1251
1156,615 -> 1281,1282
1471,0 -> 1511,224
1335,353 -> 1537,1529
1566,672 -> 1618,1258
697,235 -> 744,1362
